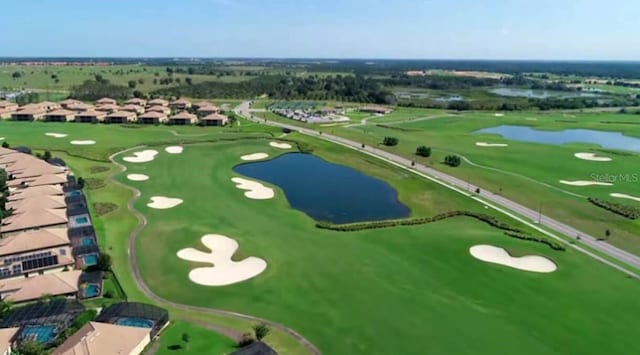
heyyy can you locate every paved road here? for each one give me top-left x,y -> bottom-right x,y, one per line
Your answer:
237,101 -> 640,278
108,147 -> 322,355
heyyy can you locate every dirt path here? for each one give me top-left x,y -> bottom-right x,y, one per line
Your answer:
107,147 -> 321,355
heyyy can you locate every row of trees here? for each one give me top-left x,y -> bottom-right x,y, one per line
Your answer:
69,77 -> 132,101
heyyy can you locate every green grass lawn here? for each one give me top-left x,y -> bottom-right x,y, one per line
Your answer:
330,109 -> 640,256
114,134 -> 640,355
154,320 -> 237,355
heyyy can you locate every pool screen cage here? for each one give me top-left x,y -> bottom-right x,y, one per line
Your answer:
95,302 -> 168,337
0,300 -> 86,343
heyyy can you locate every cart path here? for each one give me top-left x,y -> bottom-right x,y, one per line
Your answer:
107,147 -> 321,355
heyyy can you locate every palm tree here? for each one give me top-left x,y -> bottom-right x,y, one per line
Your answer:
252,323 -> 270,341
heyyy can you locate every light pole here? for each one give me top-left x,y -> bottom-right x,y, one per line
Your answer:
538,202 -> 542,224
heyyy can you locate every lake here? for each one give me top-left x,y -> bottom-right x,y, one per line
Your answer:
234,153 -> 411,224
476,125 -> 640,152
490,88 -> 599,99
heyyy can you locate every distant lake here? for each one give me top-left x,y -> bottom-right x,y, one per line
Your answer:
490,88 -> 599,99
395,91 -> 464,102
476,125 -> 640,152
234,153 -> 411,224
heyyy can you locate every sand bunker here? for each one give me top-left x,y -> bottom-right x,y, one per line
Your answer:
574,152 -> 612,162
469,245 -> 557,273
610,193 -> 640,202
494,113 -> 504,117
270,141 -> 292,149
0,137 -> 4,141
70,140 -> 96,145
177,234 -> 267,286
147,196 -> 183,209
476,142 -> 508,147
231,177 -> 274,199
127,174 -> 149,182
123,150 -> 158,163
45,133 -> 67,138
241,153 -> 269,161
559,180 -> 612,186
165,146 -> 183,154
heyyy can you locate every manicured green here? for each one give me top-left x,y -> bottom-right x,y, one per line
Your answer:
155,321 -> 236,355
116,134 -> 640,355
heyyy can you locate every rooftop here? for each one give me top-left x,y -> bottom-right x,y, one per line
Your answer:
0,227 -> 69,256
0,328 -> 19,355
1,206 -> 68,233
0,271 -> 80,303
53,322 -> 150,355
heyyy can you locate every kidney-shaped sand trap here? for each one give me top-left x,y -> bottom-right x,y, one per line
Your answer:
45,133 -> 67,138
127,174 -> 149,181
177,234 -> 267,286
241,153 -> 269,161
476,142 -> 508,147
123,150 -> 158,163
165,146 -> 183,154
610,193 -> 640,202
231,177 -> 274,199
574,152 -> 612,162
147,196 -> 183,209
470,245 -> 557,273
269,141 -> 292,149
559,180 -> 612,187
70,140 -> 96,145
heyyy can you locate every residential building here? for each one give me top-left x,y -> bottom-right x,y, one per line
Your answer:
137,111 -> 167,125
44,109 -> 75,122
105,110 -> 136,124
11,106 -> 45,121
359,105 -> 392,114
197,105 -> 220,116
59,99 -> 81,109
38,101 -> 61,111
53,322 -> 151,355
147,98 -> 168,107
0,271 -> 81,303
146,105 -> 171,115
66,102 -> 95,112
124,98 -> 146,106
0,101 -> 18,112
170,99 -> 192,110
75,110 -> 107,123
193,101 -> 212,109
200,113 -> 229,126
0,328 -> 18,355
96,97 -> 116,106
121,104 -> 145,114
95,104 -> 120,113
168,112 -> 197,125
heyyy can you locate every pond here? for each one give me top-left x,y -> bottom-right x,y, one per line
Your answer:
490,88 -> 599,99
234,153 -> 411,224
475,125 -> 640,152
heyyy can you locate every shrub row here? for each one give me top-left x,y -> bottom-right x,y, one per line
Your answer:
316,211 -> 565,251
375,124 -> 422,132
588,197 -> 640,219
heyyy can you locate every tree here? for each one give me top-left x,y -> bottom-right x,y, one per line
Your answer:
77,177 -> 85,189
12,71 -> 22,79
42,151 -> 52,161
96,251 -> 112,271
444,155 -> 461,167
382,136 -> 399,146
605,229 -> 611,238
0,300 -> 11,318
1,142 -> 8,148
133,90 -> 145,98
252,323 -> 270,341
185,77 -> 193,85
14,340 -> 45,355
415,145 -> 431,157
128,80 -> 137,89
181,332 -> 190,349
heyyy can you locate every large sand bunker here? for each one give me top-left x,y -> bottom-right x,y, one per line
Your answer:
147,196 -> 183,209
494,113 -> 504,117
231,177 -> 274,199
270,141 -> 292,149
165,146 -> 184,154
70,140 -> 96,145
610,193 -> 640,202
241,153 -> 269,161
123,150 -> 158,163
574,152 -> 612,162
476,142 -> 508,147
45,133 -> 67,138
127,174 -> 149,181
469,245 -> 557,273
559,180 -> 613,186
177,234 -> 267,286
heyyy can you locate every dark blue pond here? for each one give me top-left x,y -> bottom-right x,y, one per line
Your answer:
476,125 -> 640,152
234,153 -> 410,224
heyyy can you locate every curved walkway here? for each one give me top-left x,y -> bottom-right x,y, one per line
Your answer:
107,147 -> 321,355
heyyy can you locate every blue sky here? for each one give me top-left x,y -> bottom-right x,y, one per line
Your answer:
1,0 -> 638,59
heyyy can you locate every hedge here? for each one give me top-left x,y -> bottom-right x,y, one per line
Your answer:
588,197 -> 640,219
317,211 -> 565,251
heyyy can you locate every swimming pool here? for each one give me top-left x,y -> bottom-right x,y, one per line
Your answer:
84,283 -> 100,298
116,317 -> 154,329
67,190 -> 82,197
75,216 -> 89,224
82,254 -> 98,266
81,237 -> 95,246
20,325 -> 56,343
